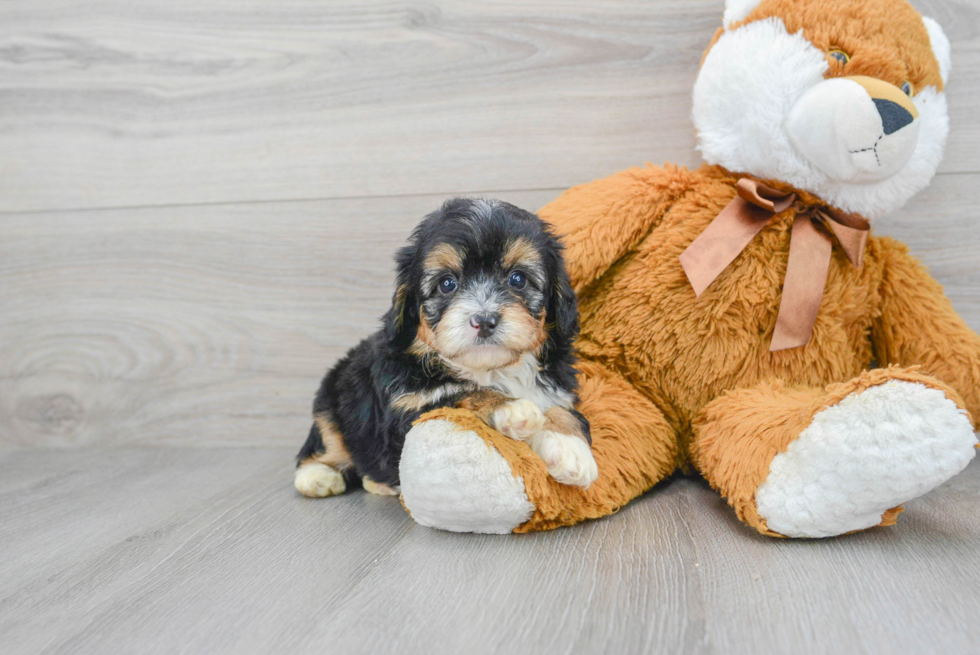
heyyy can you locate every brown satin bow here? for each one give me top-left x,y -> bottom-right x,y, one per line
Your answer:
679,178 -> 870,352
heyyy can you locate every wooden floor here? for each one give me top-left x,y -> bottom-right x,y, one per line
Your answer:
1,448 -> 978,655
3,0 -> 980,653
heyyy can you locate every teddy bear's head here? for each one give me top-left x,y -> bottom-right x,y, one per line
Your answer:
692,0 -> 951,219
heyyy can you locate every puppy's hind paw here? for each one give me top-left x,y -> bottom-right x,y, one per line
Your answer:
491,399 -> 546,441
528,430 -> 599,488
363,476 -> 400,496
294,462 -> 346,497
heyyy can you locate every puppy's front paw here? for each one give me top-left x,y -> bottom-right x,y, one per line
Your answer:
528,431 -> 599,488
294,462 -> 346,497
491,399 -> 546,441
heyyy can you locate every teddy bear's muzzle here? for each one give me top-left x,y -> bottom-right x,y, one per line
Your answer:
785,75 -> 920,184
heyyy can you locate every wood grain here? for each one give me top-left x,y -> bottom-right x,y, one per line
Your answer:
0,189 -> 559,448
2,173 -> 978,449
0,447 -> 977,655
0,0 -> 977,213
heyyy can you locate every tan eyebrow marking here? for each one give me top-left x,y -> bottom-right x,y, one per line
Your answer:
502,237 -> 542,271
423,243 -> 464,273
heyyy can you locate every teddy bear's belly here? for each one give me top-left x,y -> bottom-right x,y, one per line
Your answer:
576,220 -> 878,435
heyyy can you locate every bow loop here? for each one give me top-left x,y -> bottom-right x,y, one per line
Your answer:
736,178 -> 796,213
679,177 -> 870,351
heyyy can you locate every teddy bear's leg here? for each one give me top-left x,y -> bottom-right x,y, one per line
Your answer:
399,360 -> 681,533
690,367 -> 978,538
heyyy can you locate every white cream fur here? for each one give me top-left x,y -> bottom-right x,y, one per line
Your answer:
693,16 -> 950,219
491,398 -> 546,440
294,462 -> 346,498
756,381 -> 977,538
528,430 -> 599,488
723,0 -> 764,29
446,352 -> 574,412
922,16 -> 951,85
399,419 -> 535,533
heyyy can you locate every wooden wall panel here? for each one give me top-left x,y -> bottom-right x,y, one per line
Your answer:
0,0 -> 976,212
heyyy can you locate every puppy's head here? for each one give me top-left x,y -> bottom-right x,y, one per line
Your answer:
384,198 -> 577,372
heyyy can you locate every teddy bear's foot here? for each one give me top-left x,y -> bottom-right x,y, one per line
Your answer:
692,367 -> 977,538
401,360 -> 683,533
399,418 -> 535,534
755,380 -> 976,537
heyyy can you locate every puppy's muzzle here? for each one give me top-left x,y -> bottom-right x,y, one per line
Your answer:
469,312 -> 500,339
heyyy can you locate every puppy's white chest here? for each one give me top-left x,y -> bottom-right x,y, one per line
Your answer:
464,354 -> 573,411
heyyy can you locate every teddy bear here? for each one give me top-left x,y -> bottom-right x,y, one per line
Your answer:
395,0 -> 980,538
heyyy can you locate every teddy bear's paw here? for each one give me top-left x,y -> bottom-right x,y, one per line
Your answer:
755,380 -> 977,538
399,419 -> 535,533
528,430 -> 599,488
491,399 -> 546,441
294,463 -> 346,498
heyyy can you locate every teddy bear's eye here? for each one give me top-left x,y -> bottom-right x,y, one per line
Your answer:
828,49 -> 850,65
901,81 -> 913,96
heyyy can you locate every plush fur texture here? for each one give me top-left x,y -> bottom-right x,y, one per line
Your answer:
295,198 -> 594,497
399,418 -> 535,533
399,0 -> 980,537
694,0 -> 950,219
755,379 -> 976,537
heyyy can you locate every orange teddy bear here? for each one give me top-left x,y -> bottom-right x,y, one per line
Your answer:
398,0 -> 980,537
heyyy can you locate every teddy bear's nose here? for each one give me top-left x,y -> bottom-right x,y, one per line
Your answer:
873,98 -> 915,135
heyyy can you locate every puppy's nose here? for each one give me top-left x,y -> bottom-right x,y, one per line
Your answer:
873,98 -> 914,135
469,313 -> 500,338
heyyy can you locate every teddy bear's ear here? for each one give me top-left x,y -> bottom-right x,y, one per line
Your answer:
922,16 -> 951,85
723,0 -> 764,30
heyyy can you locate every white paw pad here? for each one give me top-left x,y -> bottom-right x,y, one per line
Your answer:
294,462 -> 346,498
492,399 -> 546,441
756,380 -> 977,538
528,430 -> 599,488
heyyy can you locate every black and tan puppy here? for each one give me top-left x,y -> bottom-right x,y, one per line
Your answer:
294,198 -> 597,499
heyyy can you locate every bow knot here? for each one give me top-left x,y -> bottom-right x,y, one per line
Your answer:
679,178 -> 870,351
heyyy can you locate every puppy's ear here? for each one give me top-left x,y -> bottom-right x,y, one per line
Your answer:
544,254 -> 579,357
384,243 -> 421,350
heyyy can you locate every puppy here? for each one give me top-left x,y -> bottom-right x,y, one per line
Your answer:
294,198 -> 597,499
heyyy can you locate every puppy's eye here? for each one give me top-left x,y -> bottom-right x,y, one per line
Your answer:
508,271 -> 527,289
438,276 -> 458,294
901,81 -> 913,96
828,50 -> 849,65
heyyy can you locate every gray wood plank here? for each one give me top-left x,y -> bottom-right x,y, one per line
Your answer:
0,189 -> 558,448
0,448 -> 414,655
2,172 -> 979,449
0,0 -> 977,213
0,448 -> 977,655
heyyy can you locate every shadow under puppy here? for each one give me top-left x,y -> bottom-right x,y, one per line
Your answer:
295,198 -> 597,499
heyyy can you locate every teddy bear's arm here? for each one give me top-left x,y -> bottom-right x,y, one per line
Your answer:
871,236 -> 980,428
538,164 -> 690,293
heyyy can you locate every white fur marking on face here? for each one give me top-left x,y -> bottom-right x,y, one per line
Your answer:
694,18 -> 829,197
399,419 -> 535,533
294,463 -> 346,497
922,17 -> 951,85
785,78 -> 920,183
694,17 -> 949,219
528,430 -> 599,488
723,0 -> 764,29
491,398 -> 546,441
755,381 -> 977,538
